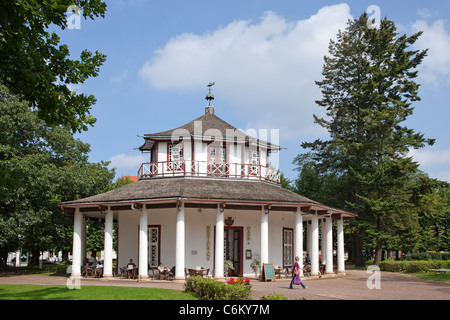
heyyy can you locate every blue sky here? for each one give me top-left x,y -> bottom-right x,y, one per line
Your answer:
60,0 -> 450,182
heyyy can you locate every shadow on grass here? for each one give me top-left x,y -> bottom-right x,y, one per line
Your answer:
0,285 -> 76,300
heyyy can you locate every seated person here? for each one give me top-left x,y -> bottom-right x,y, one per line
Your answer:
127,259 -> 136,269
158,262 -> 168,272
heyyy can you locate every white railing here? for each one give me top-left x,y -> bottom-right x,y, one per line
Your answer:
137,160 -> 281,184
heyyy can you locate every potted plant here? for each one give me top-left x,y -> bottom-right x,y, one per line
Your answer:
250,259 -> 260,278
224,259 -> 234,277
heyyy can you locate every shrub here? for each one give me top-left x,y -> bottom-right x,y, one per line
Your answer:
379,260 -> 450,273
261,292 -> 288,300
184,276 -> 252,300
406,252 -> 450,261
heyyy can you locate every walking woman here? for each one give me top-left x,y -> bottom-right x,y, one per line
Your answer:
289,256 -> 307,289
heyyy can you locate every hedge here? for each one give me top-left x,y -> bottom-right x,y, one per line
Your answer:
404,252 -> 450,261
379,259 -> 450,273
184,276 -> 252,300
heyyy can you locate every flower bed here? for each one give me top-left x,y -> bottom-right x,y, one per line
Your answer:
226,277 -> 251,286
184,276 -> 252,300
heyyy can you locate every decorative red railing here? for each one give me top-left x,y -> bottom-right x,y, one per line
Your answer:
137,160 -> 280,184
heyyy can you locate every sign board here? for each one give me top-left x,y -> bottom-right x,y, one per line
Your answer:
262,263 -> 275,282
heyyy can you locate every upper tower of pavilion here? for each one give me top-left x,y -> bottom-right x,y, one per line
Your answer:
137,84 -> 281,183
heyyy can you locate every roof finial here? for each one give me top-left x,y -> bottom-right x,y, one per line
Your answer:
205,82 -> 215,106
205,82 -> 215,115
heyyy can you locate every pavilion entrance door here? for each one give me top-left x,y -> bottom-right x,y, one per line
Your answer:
224,227 -> 243,277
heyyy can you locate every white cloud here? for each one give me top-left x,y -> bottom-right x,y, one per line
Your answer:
412,19 -> 450,87
108,153 -> 147,171
408,148 -> 450,182
409,148 -> 450,166
139,4 -> 352,140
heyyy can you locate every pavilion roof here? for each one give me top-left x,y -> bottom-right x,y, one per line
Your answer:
138,111 -> 281,151
59,177 -> 356,218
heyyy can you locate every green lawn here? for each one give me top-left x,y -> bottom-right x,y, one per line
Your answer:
0,284 -> 198,300
414,272 -> 450,283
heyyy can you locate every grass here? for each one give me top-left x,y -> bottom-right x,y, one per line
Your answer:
0,284 -> 199,300
413,272 -> 450,283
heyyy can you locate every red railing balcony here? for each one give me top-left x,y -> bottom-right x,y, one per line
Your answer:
137,160 -> 281,184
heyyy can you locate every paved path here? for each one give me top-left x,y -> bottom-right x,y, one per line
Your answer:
0,268 -> 449,300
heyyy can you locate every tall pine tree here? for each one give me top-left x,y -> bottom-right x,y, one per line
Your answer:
302,14 -> 434,266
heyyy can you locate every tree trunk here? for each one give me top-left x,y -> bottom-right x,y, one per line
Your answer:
30,249 -> 40,266
374,245 -> 383,265
353,232 -> 365,267
62,250 -> 69,263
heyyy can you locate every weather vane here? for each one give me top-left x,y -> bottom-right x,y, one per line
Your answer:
205,82 -> 215,106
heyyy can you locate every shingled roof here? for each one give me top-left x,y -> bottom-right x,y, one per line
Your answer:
61,177 -> 316,205
138,108 -> 281,151
59,177 -> 356,217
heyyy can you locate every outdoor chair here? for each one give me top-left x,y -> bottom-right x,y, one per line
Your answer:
163,269 -> 174,280
84,265 -> 95,278
150,266 -> 163,280
94,267 -> 103,278
81,265 -> 88,277
119,267 -> 127,279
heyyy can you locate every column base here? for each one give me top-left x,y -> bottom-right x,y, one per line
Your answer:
337,270 -> 346,275
100,274 -> 114,280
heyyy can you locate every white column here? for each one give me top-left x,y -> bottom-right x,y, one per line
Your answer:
81,216 -> 86,264
310,213 -> 319,276
295,209 -> 304,275
337,216 -> 346,274
325,217 -> 334,274
260,206 -> 269,264
103,209 -> 114,278
215,204 -> 224,278
139,209 -> 149,279
175,202 -> 185,280
321,219 -> 326,265
307,220 -> 312,258
15,250 -> 21,267
71,208 -> 82,277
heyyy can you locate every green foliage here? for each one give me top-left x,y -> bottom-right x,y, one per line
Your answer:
184,277 -> 252,300
404,252 -> 450,261
379,259 -> 450,273
260,292 -> 288,300
0,0 -> 107,132
0,85 -> 114,264
299,12 -> 442,264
